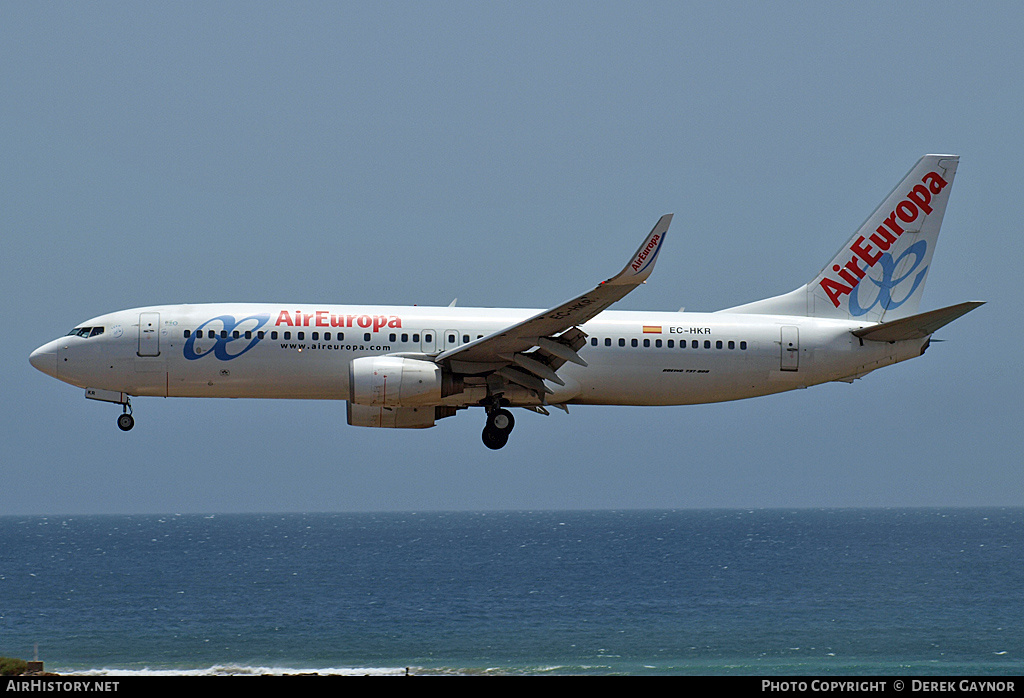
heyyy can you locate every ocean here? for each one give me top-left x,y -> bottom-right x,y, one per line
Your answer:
0,509 -> 1020,676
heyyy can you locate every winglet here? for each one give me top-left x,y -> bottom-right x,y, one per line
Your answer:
606,214 -> 672,285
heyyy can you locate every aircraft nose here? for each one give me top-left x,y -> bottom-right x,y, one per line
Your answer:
29,343 -> 58,378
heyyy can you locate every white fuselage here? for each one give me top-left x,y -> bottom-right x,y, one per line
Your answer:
30,303 -> 923,407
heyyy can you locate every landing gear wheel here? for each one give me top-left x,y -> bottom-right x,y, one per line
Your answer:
482,407 -> 515,449
489,408 -> 515,433
482,424 -> 509,450
117,413 -> 135,431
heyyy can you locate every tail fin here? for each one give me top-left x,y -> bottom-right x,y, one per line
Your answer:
720,155 -> 959,321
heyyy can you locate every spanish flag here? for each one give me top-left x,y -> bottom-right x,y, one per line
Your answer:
642,325 -> 662,334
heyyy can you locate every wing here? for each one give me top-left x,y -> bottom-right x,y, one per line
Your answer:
434,214 -> 672,398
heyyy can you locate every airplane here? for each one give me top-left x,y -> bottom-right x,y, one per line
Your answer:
30,155 -> 982,449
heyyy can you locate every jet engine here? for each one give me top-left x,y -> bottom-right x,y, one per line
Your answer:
348,356 -> 444,407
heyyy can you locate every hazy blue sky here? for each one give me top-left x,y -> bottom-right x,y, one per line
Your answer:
2,2 -> 1019,514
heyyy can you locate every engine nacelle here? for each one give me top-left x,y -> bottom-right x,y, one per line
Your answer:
349,356 -> 443,407
346,402 -> 437,429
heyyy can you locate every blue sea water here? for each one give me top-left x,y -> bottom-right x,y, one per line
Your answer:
0,509 -> 1021,676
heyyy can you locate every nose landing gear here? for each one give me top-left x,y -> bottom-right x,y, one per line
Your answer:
85,389 -> 135,432
482,407 -> 515,450
117,400 -> 134,431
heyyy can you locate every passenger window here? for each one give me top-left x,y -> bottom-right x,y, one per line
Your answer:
413,333 -> 420,342
312,332 -> 319,340
704,340 -> 711,349
258,331 -> 265,339
271,331 -> 278,340
184,330 -> 191,338
655,339 -> 662,348
401,333 -> 409,342
618,338 -> 625,347
591,337 -> 598,346
716,340 -> 723,349
728,340 -> 735,349
233,331 -> 240,339
740,341 -> 747,350
631,338 -> 638,347
390,333 -> 397,342
643,338 -> 650,348
424,333 -> 432,343
463,335 -> 470,344
605,338 -> 611,347
364,333 -> 371,341
245,331 -> 252,340
298,332 -> 305,340
667,339 -> 674,348
284,332 -> 291,340
692,340 -> 698,349
448,333 -> 456,344
324,332 -> 331,341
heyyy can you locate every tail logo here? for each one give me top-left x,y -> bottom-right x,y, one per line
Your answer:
848,240 -> 928,316
819,170 -> 948,308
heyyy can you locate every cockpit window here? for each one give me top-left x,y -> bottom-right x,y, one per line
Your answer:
65,327 -> 105,338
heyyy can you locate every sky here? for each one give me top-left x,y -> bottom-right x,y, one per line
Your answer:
1,2 -> 1020,515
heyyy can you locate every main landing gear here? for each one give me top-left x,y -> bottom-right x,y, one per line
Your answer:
482,407 -> 515,450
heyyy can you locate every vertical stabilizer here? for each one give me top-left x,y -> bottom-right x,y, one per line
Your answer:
720,155 -> 959,321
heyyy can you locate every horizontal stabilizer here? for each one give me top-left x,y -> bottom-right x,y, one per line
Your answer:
852,301 -> 983,342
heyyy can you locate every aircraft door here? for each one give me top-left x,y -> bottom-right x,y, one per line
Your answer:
138,312 -> 161,357
421,329 -> 436,354
780,326 -> 799,371
443,329 -> 461,351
